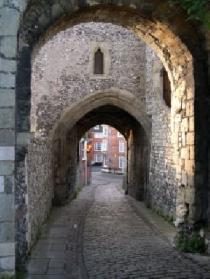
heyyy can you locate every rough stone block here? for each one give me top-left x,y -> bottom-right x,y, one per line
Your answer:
0,89 -> 15,107
0,130 -> 15,146
0,36 -> 17,59
181,132 -> 186,146
3,174 -> 14,194
4,176 -> 14,194
0,176 -> 4,192
0,242 -> 15,257
189,117 -> 194,132
0,147 -> 15,160
181,171 -> 187,185
0,222 -> 14,242
0,58 -> 16,72
0,7 -> 19,36
0,194 -> 14,221
189,146 -> 194,160
185,159 -> 195,174
186,100 -> 194,117
0,72 -> 15,88
0,161 -> 14,175
181,147 -> 189,160
0,256 -> 15,271
186,132 -> 194,145
186,88 -> 193,100
0,108 -> 15,128
181,118 -> 188,132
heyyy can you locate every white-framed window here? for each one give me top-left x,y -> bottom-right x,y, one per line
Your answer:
119,141 -> 125,153
94,153 -> 103,162
119,156 -> 126,170
94,125 -> 100,130
101,139 -> 107,151
94,142 -> 102,151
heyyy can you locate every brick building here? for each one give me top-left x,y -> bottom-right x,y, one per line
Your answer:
88,125 -> 127,173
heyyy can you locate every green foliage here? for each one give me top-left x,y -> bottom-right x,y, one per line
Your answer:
176,230 -> 208,253
1,269 -> 27,278
169,0 -> 210,27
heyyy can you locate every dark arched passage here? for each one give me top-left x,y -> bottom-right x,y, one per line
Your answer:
53,104 -> 149,205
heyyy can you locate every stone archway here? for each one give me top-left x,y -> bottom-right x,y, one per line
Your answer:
17,4 -> 199,229
16,3 -> 206,267
0,0 -> 209,275
51,92 -> 150,206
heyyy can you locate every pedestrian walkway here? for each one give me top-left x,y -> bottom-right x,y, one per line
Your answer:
25,173 -> 210,279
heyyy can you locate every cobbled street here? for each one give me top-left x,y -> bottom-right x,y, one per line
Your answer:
26,173 -> 210,279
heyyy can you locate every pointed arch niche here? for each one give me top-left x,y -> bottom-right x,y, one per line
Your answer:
90,42 -> 111,78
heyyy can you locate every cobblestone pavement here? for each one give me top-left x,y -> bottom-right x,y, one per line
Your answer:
25,173 -> 210,279
25,182 -> 96,279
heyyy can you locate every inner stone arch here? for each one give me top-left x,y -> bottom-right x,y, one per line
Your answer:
52,104 -> 149,206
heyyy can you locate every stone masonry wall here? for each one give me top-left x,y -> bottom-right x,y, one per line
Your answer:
26,138 -> 53,247
145,47 -> 176,217
15,137 -> 53,263
31,23 -> 147,136
28,24 -> 149,246
0,2 -> 20,276
28,22 -> 177,245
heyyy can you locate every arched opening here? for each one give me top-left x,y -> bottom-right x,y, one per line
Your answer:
52,103 -> 149,206
78,124 -> 127,185
161,68 -> 171,108
12,3 -> 209,270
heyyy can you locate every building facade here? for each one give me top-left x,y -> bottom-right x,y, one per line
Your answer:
89,125 -> 127,173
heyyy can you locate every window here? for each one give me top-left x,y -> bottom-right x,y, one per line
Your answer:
94,142 -> 102,151
94,154 -> 103,162
162,68 -> 171,108
119,156 -> 126,170
101,140 -> 107,151
119,141 -> 125,153
94,48 -> 104,75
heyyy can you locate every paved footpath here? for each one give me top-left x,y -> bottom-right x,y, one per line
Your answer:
26,173 -> 210,279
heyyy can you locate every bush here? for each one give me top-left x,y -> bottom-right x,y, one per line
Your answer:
169,0 -> 210,27
176,230 -> 208,253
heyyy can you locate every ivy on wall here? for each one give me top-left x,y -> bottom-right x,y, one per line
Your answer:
169,0 -> 210,28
